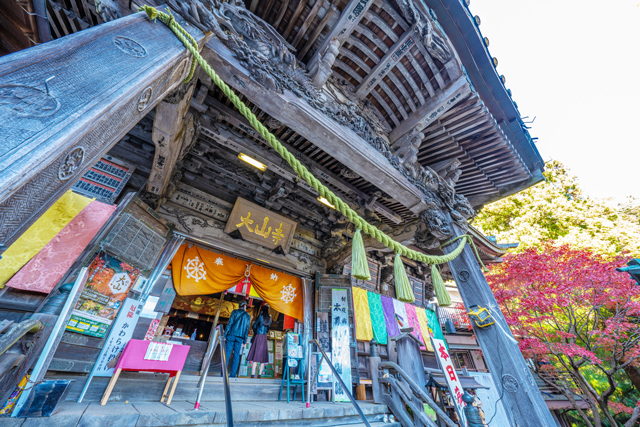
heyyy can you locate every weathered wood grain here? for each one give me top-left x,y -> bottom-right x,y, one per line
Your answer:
0,12 -> 206,248
306,0 -> 375,73
202,36 -> 428,215
442,223 -> 557,426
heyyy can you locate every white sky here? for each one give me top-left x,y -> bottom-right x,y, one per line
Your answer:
468,1 -> 640,201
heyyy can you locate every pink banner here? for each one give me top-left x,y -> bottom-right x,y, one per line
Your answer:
404,303 -> 426,349
6,201 -> 116,293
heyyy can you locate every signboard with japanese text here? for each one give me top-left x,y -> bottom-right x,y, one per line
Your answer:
93,297 -> 144,376
224,197 -> 297,253
71,155 -> 135,204
315,312 -> 332,391
67,253 -> 139,338
154,276 -> 177,314
331,288 -> 352,402
431,337 -> 466,424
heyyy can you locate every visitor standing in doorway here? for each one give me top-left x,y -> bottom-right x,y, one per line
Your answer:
248,304 -> 272,378
224,300 -> 250,377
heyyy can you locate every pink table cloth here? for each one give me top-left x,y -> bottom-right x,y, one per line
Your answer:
116,339 -> 190,377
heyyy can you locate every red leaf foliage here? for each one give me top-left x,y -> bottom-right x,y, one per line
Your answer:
486,244 -> 640,367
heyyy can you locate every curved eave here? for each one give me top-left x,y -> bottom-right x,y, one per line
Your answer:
468,224 -> 507,262
423,0 -> 545,185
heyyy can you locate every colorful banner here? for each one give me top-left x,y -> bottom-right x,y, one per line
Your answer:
392,298 -> 408,330
404,303 -> 425,347
93,297 -> 144,376
5,201 -> 116,293
352,287 -> 373,341
415,309 -> 435,352
426,308 -> 445,343
367,291 -> 388,345
331,288 -> 352,402
432,337 -> 467,424
380,295 -> 399,337
67,253 -> 139,338
171,244 -> 303,319
0,191 -> 91,287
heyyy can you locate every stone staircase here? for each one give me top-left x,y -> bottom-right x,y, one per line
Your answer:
4,399 -> 398,427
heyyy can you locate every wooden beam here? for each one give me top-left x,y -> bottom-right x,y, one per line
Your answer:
389,75 -> 470,143
273,0 -> 291,30
205,98 -> 403,224
298,4 -> 337,59
282,0 -> 307,39
306,0 -> 375,73
146,83 -> 197,196
443,222 -> 557,426
355,30 -> 417,98
0,12 -> 205,248
202,37 -> 428,215
291,0 -> 325,48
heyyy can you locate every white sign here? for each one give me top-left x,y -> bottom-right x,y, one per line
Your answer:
144,342 -> 173,361
331,288 -> 352,402
108,273 -> 132,294
93,297 -> 144,377
431,337 -> 466,424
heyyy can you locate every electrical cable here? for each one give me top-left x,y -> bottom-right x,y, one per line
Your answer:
485,326 -> 506,426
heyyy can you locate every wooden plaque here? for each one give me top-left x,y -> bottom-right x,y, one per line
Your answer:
224,197 -> 297,253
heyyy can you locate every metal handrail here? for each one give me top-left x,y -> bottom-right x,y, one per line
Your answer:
309,339 -> 371,427
195,325 -> 233,427
379,361 -> 457,427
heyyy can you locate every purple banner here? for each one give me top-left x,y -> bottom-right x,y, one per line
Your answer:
381,295 -> 399,337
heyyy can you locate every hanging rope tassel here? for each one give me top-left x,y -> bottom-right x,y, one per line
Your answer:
394,254 -> 415,303
351,229 -> 371,280
431,264 -> 452,306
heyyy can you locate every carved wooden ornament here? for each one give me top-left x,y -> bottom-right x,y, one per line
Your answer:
224,197 -> 297,253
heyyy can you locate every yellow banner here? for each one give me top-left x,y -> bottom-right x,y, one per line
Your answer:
352,286 -> 373,341
415,309 -> 435,352
0,191 -> 92,287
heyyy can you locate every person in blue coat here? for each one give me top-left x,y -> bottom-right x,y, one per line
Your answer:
224,300 -> 250,377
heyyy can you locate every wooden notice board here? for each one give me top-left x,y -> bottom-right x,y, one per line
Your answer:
224,197 -> 297,253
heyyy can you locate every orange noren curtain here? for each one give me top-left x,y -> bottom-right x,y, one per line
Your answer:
171,244 -> 304,320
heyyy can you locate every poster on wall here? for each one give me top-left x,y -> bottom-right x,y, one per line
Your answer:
431,337 -> 466,425
331,288 -> 352,402
92,298 -> 145,376
66,253 -> 140,338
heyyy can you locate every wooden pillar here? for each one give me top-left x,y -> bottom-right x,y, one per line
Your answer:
146,82 -> 198,197
0,12 -> 205,248
441,224 -> 557,427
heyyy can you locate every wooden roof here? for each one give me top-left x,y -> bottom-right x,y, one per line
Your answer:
0,0 -> 545,213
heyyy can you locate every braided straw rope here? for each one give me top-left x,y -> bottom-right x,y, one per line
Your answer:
140,6 -> 488,270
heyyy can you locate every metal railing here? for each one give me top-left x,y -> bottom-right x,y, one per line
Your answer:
438,306 -> 472,331
309,339 -> 371,427
378,361 -> 457,427
195,325 -> 233,426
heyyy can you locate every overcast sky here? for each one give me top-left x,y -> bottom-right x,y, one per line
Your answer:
468,0 -> 639,201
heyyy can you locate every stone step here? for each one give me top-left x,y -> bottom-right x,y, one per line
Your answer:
5,400 -> 391,427
331,422 -> 401,427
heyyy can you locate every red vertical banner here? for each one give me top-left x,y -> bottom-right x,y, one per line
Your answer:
283,315 -> 295,330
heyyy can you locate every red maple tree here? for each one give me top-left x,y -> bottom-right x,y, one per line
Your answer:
487,244 -> 640,427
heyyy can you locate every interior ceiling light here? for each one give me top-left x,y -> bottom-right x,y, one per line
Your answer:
317,196 -> 335,209
238,153 -> 267,171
